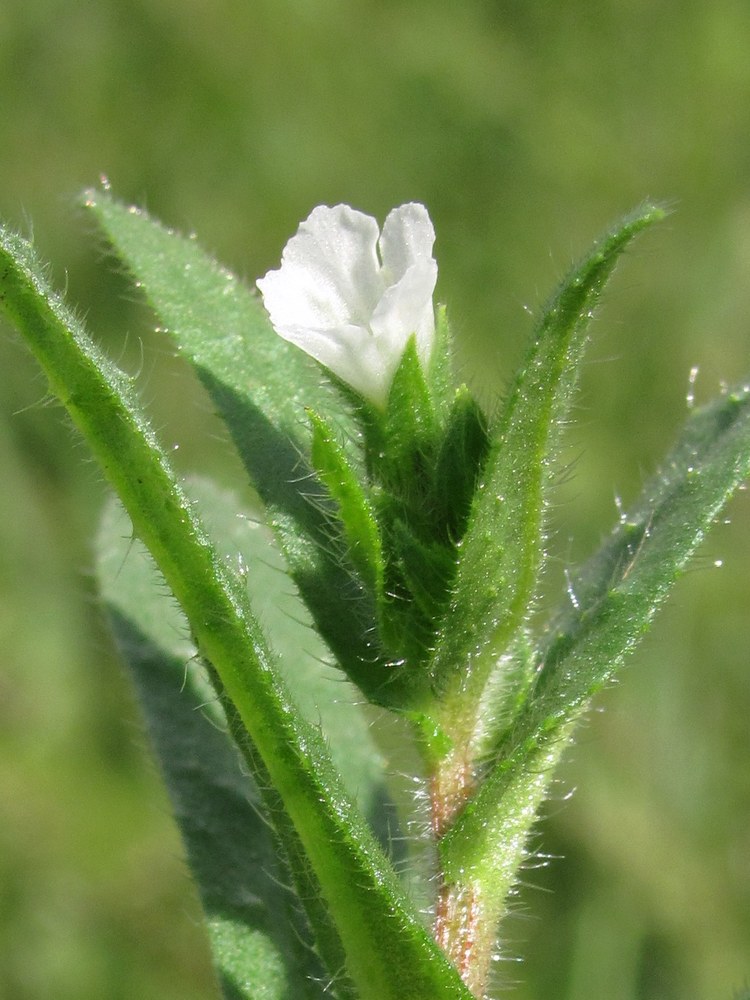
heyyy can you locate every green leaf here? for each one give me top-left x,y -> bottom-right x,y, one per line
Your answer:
440,379 -> 750,929
97,497 -> 325,1000
527,378 -> 750,741
430,203 -> 666,708
84,191 -> 383,706
0,221 -> 474,1000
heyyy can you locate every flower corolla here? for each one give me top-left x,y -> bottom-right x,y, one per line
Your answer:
257,203 -> 437,408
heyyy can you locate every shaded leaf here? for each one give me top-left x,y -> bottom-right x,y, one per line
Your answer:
98,498 -> 326,1000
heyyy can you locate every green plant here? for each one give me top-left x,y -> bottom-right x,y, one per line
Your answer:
1,191 -> 747,999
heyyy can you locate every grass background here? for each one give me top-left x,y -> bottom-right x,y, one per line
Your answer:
1,1 -> 749,997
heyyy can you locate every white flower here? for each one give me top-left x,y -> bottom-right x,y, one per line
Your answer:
257,203 -> 438,408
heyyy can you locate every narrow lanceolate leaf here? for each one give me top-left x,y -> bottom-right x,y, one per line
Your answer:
430,204 -> 666,706
527,378 -> 750,740
0,223 -> 476,1000
98,499 -> 327,1000
84,190 -> 389,704
98,479 -> 400,999
441,381 -> 750,921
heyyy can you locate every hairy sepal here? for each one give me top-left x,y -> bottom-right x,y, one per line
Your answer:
308,407 -> 384,597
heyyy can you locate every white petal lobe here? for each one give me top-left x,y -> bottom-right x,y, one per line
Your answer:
379,203 -> 436,283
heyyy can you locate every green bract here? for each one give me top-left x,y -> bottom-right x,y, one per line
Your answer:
1,191 -> 747,1000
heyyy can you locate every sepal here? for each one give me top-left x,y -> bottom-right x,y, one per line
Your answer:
308,408 -> 384,596
431,385 -> 490,542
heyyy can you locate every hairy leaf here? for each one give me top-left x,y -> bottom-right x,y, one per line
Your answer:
430,204 -> 666,707
98,498 -> 327,1000
441,380 -> 750,930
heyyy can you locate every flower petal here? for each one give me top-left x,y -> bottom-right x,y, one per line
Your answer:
257,205 -> 382,334
370,260 -> 438,369
273,321 -> 391,406
378,203 -> 436,284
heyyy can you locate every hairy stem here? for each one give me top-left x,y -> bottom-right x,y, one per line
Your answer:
430,733 -> 494,997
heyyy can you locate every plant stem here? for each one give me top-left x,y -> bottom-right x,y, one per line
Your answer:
434,882 -> 489,998
430,726 -> 494,997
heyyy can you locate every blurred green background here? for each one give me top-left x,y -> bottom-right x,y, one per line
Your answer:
1,1 -> 749,998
